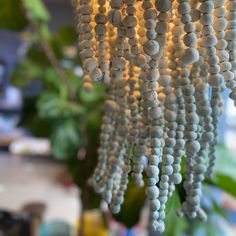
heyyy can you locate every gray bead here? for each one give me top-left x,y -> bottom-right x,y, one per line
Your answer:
162,165 -> 173,175
150,199 -> 161,211
148,177 -> 158,186
149,155 -> 161,165
151,210 -> 159,220
146,186 -> 160,199
172,173 -> 182,184
162,155 -> 174,165
146,165 -> 160,179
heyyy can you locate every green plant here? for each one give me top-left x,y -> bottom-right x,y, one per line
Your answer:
1,1 -> 236,235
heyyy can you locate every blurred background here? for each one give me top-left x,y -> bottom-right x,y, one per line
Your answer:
0,0 -> 236,235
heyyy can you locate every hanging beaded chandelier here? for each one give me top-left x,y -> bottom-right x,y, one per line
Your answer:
75,0 -> 236,232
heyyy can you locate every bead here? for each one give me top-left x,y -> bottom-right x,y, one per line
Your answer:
181,48 -> 200,65
183,33 -> 198,47
184,22 -> 196,33
124,15 -> 138,27
155,0 -> 172,12
213,18 -> 227,31
164,110 -> 176,122
178,2 -> 191,15
110,0 -> 123,8
199,1 -> 214,14
162,165 -> 173,175
150,107 -> 162,119
150,199 -> 160,211
172,173 -> 182,184
162,154 -> 174,164
146,186 -> 160,199
110,204 -> 121,214
108,10 -> 122,26
84,58 -> 98,71
143,40 -> 160,56
208,74 -> 224,87
95,13 -> 108,24
146,165 -> 160,179
90,68 -> 103,81
186,141 -> 201,154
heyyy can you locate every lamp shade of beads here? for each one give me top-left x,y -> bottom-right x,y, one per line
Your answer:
75,0 -> 236,233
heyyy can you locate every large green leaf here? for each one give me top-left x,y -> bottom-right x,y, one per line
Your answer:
0,0 -> 27,30
23,0 -> 51,39
165,192 -> 187,236
211,144 -> 236,197
37,92 -> 86,119
23,0 -> 49,23
51,119 -> 81,160
113,180 -> 146,228
54,26 -> 78,46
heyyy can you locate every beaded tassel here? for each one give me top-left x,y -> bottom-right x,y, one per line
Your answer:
75,0 -> 236,233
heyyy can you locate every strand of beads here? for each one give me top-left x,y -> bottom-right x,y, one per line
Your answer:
131,73 -> 148,187
89,96 -> 116,192
102,22 -> 128,208
178,0 -> 200,65
126,66 -> 144,182
109,58 -> 136,213
75,0 -> 95,90
96,0 -> 126,202
94,0 -> 108,80
226,0 -> 236,104
205,0 -> 229,178
131,1 -> 148,187
141,0 -> 163,231
151,1 -> 174,232
77,0 -> 103,83
124,0 -> 147,187
173,0 -> 199,218
200,0 -> 224,178
214,0 -> 232,88
188,7 -> 211,220
156,57 -> 176,233
109,78 -> 130,213
167,11 -> 185,197
181,0 -> 211,221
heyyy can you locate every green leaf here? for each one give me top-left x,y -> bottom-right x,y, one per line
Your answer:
79,84 -> 107,104
54,26 -> 78,46
37,92 -> 86,119
211,144 -> 236,197
214,144 -> 236,181
213,174 -> 236,197
165,192 -> 187,236
23,0 -> 50,23
113,180 -> 146,228
0,0 -> 27,30
51,119 -> 80,160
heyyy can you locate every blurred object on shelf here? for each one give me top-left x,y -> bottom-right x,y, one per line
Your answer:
22,202 -> 47,236
22,202 -> 47,221
9,137 -> 51,156
0,56 -> 23,135
0,29 -> 26,147
0,128 -> 24,147
0,210 -> 31,236
77,210 -> 108,236
39,220 -> 75,236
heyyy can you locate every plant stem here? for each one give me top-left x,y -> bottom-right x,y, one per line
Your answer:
20,0 -> 75,99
